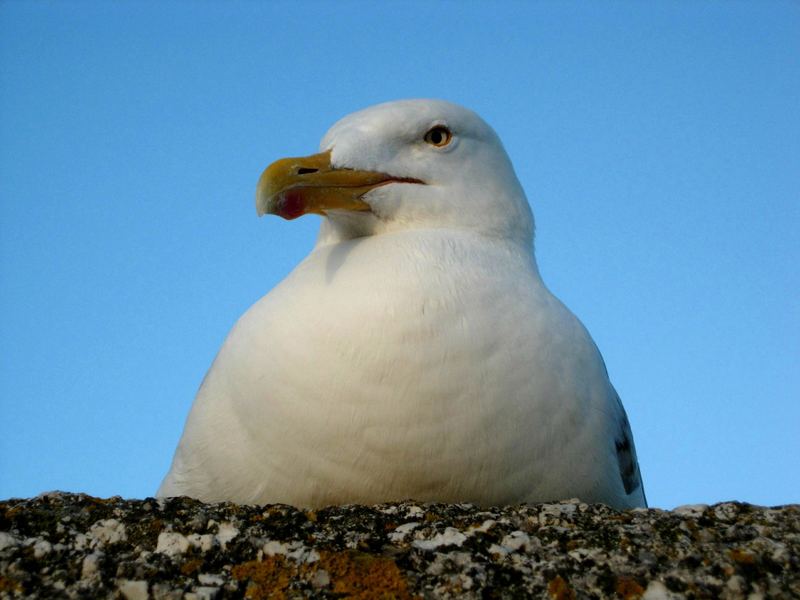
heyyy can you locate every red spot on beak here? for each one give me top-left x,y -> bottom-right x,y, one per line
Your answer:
275,190 -> 306,220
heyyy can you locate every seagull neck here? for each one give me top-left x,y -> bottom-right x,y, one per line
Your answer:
316,213 -> 537,249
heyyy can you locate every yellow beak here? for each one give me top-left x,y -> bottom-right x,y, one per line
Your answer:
256,150 -> 419,220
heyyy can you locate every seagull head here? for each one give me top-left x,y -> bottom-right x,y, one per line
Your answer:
256,99 -> 534,244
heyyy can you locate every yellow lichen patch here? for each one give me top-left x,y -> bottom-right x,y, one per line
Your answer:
548,575 -> 577,600
232,555 -> 293,600
615,576 -> 645,599
316,550 -> 417,600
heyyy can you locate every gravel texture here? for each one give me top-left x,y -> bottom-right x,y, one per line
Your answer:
1,492 -> 798,599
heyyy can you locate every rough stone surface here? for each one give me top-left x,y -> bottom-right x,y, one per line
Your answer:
1,492 -> 798,599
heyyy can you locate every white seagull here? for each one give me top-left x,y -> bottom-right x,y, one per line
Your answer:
158,99 -> 646,509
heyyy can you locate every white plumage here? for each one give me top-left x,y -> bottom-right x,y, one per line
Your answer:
158,99 -> 646,509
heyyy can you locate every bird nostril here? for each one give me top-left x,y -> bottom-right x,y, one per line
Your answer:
297,167 -> 318,175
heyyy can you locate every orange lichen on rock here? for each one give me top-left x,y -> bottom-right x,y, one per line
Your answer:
615,575 -> 645,599
317,550 -> 417,599
0,576 -> 23,594
232,550 -> 417,600
729,548 -> 756,565
232,555 -> 294,600
548,575 -> 577,600
179,558 -> 203,576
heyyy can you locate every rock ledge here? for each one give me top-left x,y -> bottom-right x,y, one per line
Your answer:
1,493 -> 798,598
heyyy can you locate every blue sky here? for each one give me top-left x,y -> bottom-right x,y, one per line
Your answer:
1,1 -> 798,509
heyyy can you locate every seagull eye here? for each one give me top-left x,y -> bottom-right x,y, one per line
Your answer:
424,126 -> 452,147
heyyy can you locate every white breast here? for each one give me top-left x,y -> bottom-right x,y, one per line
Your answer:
159,229 -> 626,507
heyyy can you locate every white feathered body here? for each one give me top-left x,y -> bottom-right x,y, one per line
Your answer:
159,229 -> 638,508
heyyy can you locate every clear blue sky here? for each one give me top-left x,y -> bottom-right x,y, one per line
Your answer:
1,1 -> 798,509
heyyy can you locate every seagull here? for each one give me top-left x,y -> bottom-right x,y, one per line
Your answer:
158,99 -> 646,509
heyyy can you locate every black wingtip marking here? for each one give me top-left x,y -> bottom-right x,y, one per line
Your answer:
615,432 -> 637,495
615,411 -> 644,503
